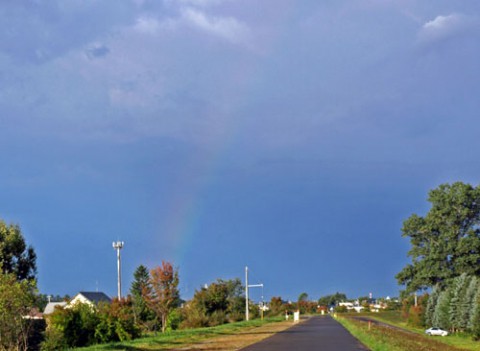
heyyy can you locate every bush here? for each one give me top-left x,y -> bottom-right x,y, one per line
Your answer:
42,303 -> 98,350
42,299 -> 140,350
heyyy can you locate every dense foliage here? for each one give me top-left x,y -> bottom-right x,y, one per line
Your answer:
0,271 -> 36,351
396,182 -> 480,292
142,262 -> 180,333
181,278 -> 246,328
0,219 -> 38,350
422,275 -> 480,338
0,220 -> 37,282
318,292 -> 347,307
130,264 -> 155,330
398,183 -> 480,340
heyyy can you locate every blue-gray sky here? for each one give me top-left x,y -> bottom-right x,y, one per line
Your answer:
1,0 -> 480,302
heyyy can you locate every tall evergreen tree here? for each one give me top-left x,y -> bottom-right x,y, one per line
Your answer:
449,273 -> 469,331
468,286 -> 480,336
432,288 -> 451,330
425,285 -> 440,327
460,276 -> 478,332
130,265 -> 152,326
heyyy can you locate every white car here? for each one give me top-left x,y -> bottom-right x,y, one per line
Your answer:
425,327 -> 448,336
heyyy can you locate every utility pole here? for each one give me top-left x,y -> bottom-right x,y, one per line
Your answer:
245,266 -> 263,321
113,241 -> 124,299
245,266 -> 249,321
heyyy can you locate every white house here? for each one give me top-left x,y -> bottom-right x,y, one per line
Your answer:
43,302 -> 67,315
68,291 -> 111,308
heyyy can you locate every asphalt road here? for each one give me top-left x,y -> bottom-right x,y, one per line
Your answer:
240,316 -> 369,351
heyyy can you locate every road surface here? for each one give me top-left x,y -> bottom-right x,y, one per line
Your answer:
240,316 -> 369,351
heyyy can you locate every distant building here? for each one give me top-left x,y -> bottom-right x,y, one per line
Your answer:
43,302 -> 67,315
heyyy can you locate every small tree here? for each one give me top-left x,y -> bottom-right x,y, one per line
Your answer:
432,288 -> 451,330
425,285 -> 440,327
269,296 -> 285,316
142,261 -> 180,332
130,265 -> 154,329
0,271 -> 36,351
0,220 -> 37,281
95,297 -> 140,343
469,287 -> 480,339
449,273 -> 469,332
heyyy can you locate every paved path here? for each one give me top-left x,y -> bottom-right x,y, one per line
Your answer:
240,316 -> 369,351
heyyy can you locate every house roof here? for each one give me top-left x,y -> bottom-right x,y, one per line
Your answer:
78,291 -> 111,304
43,302 -> 67,315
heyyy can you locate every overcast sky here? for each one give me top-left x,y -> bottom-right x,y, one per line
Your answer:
1,0 -> 480,302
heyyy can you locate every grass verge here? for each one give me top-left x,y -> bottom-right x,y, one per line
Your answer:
336,314 -> 478,351
365,312 -> 480,351
74,317 -> 289,351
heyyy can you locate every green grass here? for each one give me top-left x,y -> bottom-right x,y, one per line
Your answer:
337,312 -> 480,351
336,316 -> 403,351
369,311 -> 480,350
73,317 -> 283,351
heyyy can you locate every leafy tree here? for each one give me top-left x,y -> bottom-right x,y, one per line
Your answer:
269,296 -> 285,316
397,182 -> 480,292
181,278 -> 245,328
0,271 -> 36,351
407,294 -> 427,328
95,297 -> 140,343
0,220 -> 36,281
42,303 -> 98,349
142,261 -> 180,333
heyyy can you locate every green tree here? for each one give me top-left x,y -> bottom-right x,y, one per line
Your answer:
142,261 -> 180,333
449,273 -> 469,331
95,297 -> 140,343
432,288 -> 451,330
0,220 -> 36,281
269,296 -> 285,316
130,264 -> 153,328
318,292 -> 347,307
425,285 -> 440,327
464,277 -> 479,332
469,286 -> 480,338
42,302 -> 98,349
0,271 -> 36,351
396,182 -> 480,292
182,278 -> 245,328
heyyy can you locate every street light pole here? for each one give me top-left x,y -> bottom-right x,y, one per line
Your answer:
245,266 -> 264,321
112,241 -> 124,299
245,266 -> 249,321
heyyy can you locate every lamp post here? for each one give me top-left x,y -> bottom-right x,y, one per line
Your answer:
245,266 -> 263,321
112,241 -> 124,299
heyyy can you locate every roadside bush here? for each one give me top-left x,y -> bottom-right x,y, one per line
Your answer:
179,304 -> 209,329
42,299 -> 140,350
166,308 -> 183,331
95,298 -> 140,342
42,303 -> 98,350
208,310 -> 228,327
407,305 -> 425,328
